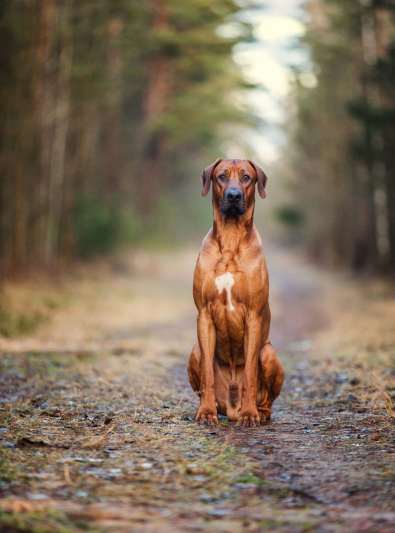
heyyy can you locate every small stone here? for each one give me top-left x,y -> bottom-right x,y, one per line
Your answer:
141,462 -> 153,469
27,493 -> 49,500
346,394 -> 358,402
207,509 -> 230,516
75,490 -> 89,498
234,483 -> 256,489
282,497 -> 296,503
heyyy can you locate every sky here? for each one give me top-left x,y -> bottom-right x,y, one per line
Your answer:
219,0 -> 312,164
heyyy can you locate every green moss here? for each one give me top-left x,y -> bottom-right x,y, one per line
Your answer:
0,309 -> 48,338
0,457 -> 16,483
232,474 -> 263,485
0,510 -> 100,533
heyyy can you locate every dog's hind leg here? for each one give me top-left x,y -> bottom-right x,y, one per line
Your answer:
188,342 -> 201,394
257,342 -> 284,422
187,342 -> 202,418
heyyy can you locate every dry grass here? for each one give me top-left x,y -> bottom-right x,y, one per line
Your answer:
1,246 -> 395,532
1,347 -> 264,532
0,248 -> 196,354
311,276 -> 395,415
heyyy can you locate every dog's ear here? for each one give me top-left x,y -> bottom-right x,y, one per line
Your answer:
201,158 -> 223,196
247,160 -> 268,199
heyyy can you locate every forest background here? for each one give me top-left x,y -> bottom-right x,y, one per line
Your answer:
1,0 -> 395,280
1,3 -> 395,529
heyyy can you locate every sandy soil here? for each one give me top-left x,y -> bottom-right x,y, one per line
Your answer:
0,243 -> 394,532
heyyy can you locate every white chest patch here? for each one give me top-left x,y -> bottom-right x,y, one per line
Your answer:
215,272 -> 235,311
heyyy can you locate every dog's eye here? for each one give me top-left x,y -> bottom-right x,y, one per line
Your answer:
218,174 -> 226,182
243,175 -> 251,182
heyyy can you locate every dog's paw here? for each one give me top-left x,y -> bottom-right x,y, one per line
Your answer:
236,409 -> 260,427
195,407 -> 218,425
258,408 -> 271,423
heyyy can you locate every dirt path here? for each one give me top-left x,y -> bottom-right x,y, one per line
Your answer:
0,244 -> 394,532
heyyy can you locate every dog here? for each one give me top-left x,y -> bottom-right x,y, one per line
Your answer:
187,158 -> 284,426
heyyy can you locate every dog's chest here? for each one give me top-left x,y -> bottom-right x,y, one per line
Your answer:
208,266 -> 249,352
214,272 -> 236,310
205,262 -> 250,313
198,244 -> 267,317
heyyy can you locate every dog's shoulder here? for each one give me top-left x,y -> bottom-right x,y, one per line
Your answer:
196,228 -> 221,266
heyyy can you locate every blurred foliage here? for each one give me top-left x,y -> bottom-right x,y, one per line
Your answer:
290,0 -> 395,272
0,308 -> 47,338
74,195 -> 141,257
274,206 -> 304,227
0,0 -> 252,278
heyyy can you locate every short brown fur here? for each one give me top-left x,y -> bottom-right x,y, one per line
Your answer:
188,158 -> 284,426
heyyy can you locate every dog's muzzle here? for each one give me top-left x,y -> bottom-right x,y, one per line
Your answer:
221,188 -> 246,215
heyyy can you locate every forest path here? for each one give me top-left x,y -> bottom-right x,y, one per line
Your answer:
0,244 -> 394,533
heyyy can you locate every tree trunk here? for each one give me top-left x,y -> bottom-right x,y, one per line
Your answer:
359,0 -> 391,270
104,15 -> 123,198
46,1 -> 74,269
34,0 -> 55,270
139,0 -> 171,213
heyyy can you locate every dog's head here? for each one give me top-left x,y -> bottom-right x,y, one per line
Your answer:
201,158 -> 267,216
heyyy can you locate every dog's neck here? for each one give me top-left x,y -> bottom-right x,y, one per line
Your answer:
212,201 -> 255,264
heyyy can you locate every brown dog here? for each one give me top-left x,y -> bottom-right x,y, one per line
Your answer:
187,158 -> 284,427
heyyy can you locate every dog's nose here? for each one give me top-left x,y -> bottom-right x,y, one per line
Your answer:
226,189 -> 242,203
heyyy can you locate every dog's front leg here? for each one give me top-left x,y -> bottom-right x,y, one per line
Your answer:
238,314 -> 262,427
195,310 -> 218,425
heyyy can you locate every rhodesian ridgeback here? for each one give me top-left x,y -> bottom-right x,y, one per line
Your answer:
188,158 -> 284,427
